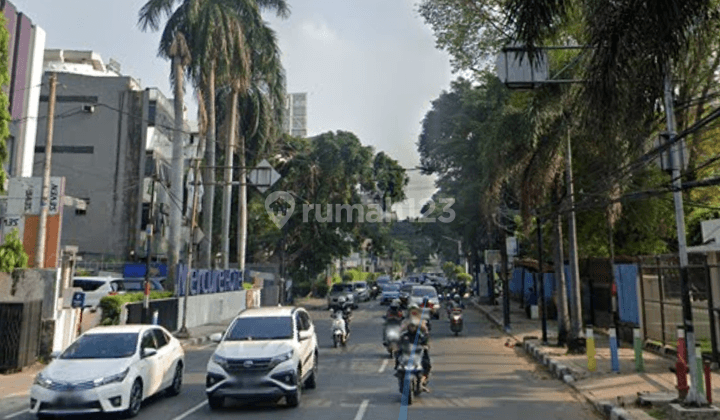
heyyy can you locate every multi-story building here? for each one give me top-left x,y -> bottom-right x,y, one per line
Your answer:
2,0 -> 46,181
282,93 -> 307,137
33,50 -> 200,262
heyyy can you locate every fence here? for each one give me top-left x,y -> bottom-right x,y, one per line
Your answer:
125,298 -> 179,332
638,254 -> 718,361
0,300 -> 42,373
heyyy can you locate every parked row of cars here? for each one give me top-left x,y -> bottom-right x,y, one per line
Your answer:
30,306 -> 319,418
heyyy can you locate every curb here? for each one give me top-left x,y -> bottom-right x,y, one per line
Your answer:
469,300 -> 654,420
180,335 -> 214,348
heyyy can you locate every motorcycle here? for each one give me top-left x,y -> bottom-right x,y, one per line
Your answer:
331,310 -> 349,347
394,341 -> 427,405
370,285 -> 380,300
449,307 -> 464,336
383,319 -> 402,358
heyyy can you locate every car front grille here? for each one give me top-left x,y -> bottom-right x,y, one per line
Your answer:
225,358 -> 272,374
46,380 -> 96,392
39,400 -> 102,411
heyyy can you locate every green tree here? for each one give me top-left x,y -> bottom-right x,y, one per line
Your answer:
0,230 -> 28,273
0,14 -> 10,191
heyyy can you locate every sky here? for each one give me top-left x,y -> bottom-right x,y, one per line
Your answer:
13,0 -> 454,217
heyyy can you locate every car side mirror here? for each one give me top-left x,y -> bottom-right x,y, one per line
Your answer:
50,351 -> 61,359
209,333 -> 223,343
142,348 -> 157,358
299,330 -> 312,341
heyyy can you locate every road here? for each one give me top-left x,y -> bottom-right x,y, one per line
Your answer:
1,300 -> 600,420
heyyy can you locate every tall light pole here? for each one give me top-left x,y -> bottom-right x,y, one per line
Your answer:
36,72 -> 57,268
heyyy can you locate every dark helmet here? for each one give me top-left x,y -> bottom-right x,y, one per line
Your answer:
453,294 -> 461,303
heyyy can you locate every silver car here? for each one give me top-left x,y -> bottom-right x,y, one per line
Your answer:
352,281 -> 370,302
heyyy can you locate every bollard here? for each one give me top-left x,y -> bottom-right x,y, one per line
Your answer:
634,328 -> 644,372
696,346 -> 705,397
586,327 -> 596,372
676,327 -> 689,399
705,359 -> 712,404
609,328 -> 620,373
152,310 -> 159,325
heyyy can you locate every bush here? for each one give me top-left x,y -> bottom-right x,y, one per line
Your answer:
99,291 -> 174,326
458,273 -> 472,283
313,281 -> 329,298
0,230 -> 28,273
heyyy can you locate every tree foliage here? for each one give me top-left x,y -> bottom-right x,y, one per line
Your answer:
0,230 -> 29,273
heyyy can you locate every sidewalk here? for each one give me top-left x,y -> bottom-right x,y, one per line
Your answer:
470,297 -> 720,420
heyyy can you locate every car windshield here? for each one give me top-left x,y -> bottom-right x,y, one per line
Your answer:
61,333 -> 138,359
412,288 -> 437,297
384,284 -> 400,291
225,317 -> 293,341
121,280 -> 162,291
331,284 -> 352,292
72,280 -> 105,291
355,282 -> 367,289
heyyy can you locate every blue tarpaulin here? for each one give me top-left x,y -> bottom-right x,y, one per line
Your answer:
616,264 -> 639,325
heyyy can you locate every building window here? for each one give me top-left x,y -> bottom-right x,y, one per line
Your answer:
148,101 -> 157,126
75,198 -> 89,216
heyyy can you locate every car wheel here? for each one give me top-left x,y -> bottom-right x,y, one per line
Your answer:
167,362 -> 183,396
124,379 -> 143,418
286,367 -> 302,407
208,395 -> 224,410
304,352 -> 318,389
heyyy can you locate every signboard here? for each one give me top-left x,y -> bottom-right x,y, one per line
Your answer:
484,250 -> 501,266
71,292 -> 86,308
248,159 -> 281,193
175,265 -> 245,297
506,237 -> 518,257
7,177 -> 64,215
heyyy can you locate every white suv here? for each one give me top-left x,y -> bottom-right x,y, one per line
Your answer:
206,307 -> 318,409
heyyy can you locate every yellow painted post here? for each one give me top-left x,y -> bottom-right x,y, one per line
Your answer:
586,326 -> 596,372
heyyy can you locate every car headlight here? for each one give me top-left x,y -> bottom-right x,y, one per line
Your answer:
93,368 -> 129,387
34,373 -> 53,389
270,350 -> 294,366
212,354 -> 228,369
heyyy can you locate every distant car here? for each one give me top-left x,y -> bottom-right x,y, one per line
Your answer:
327,283 -> 356,309
72,277 -> 124,310
352,281 -> 370,302
410,285 -> 441,319
205,306 -> 318,409
30,325 -> 184,419
380,283 -> 401,305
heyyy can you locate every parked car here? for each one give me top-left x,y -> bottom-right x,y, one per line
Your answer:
380,282 -> 401,305
205,306 -> 318,409
352,281 -> 370,302
72,277 -> 123,310
116,278 -> 165,293
327,283 -> 356,309
30,325 -> 184,419
410,285 -> 441,319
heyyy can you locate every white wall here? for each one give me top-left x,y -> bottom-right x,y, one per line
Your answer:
176,290 -> 256,329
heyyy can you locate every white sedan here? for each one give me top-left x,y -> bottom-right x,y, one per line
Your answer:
30,325 -> 184,419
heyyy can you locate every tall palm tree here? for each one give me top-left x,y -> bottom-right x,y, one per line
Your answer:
139,0 -> 289,271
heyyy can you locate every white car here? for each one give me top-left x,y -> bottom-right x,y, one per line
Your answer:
206,306 -> 318,409
30,325 -> 185,419
72,277 -> 123,310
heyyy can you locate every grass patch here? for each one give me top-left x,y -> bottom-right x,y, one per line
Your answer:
647,407 -> 667,419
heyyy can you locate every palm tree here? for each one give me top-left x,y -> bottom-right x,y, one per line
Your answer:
139,0 -> 289,271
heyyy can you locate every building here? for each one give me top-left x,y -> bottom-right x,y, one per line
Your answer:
2,0 -> 46,182
282,93 -> 307,137
33,50 -> 200,262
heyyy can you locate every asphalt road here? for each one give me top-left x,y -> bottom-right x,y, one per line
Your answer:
1,300 -> 600,420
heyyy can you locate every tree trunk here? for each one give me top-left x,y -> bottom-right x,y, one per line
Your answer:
553,212 -> 571,346
167,54 -> 185,293
236,134 -> 247,273
221,89 -> 239,268
565,134 -> 583,341
200,64 -> 216,268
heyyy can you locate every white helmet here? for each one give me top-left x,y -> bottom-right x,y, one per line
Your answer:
338,296 -> 347,304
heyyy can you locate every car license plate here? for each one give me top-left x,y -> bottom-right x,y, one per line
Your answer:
55,395 -> 82,406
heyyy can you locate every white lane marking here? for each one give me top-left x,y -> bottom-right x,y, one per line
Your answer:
378,359 -> 389,373
171,400 -> 208,420
353,399 -> 369,420
3,409 -> 29,419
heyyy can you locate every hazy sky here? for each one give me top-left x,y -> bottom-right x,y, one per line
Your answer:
14,0 -> 453,216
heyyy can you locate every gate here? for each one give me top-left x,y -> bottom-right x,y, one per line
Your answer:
0,300 -> 43,373
638,254 -> 719,361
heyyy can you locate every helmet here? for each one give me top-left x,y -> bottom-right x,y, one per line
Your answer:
408,317 -> 420,330
453,294 -> 461,303
408,303 -> 420,311
338,296 -> 347,304
390,299 -> 400,308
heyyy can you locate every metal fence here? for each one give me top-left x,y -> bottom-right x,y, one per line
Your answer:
0,301 -> 43,373
638,254 -> 718,361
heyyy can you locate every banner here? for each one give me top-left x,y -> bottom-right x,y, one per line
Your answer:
175,264 -> 245,296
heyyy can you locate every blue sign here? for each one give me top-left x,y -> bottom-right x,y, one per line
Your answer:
71,292 -> 86,308
123,263 -> 168,278
175,265 -> 246,297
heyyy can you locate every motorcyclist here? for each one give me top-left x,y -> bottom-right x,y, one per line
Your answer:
385,299 -> 404,321
447,294 -> 465,310
397,316 -> 432,391
337,296 -> 352,333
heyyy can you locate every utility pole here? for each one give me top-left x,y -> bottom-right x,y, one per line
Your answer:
607,204 -> 620,332
537,216 -> 548,344
178,158 -> 201,337
565,129 -> 583,342
664,70 -> 705,404
142,176 -> 156,323
501,229 -> 511,332
35,72 -> 57,268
